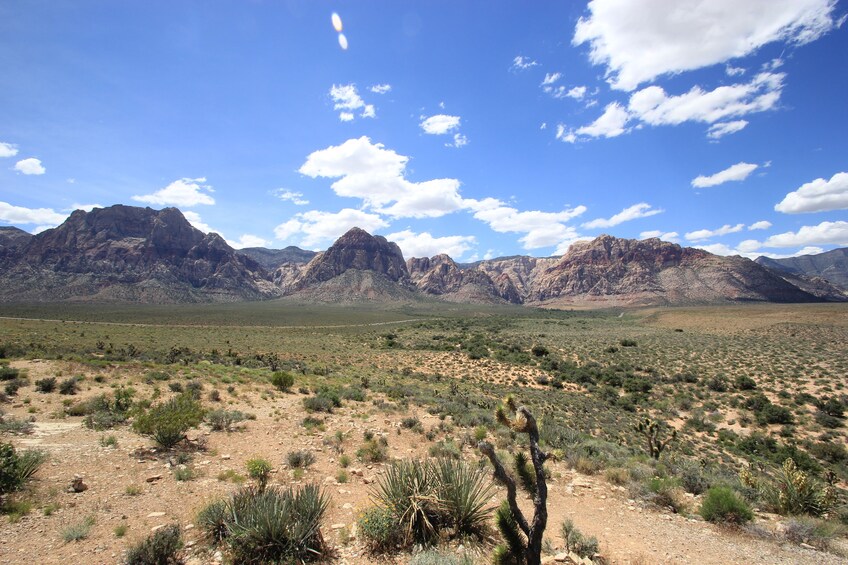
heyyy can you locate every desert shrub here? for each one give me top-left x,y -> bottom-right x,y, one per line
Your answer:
62,516 -> 95,542
619,339 -> 637,347
197,500 -> 229,543
428,439 -> 461,460
783,517 -> 846,549
0,442 -> 46,495
358,506 -> 400,553
561,518 -> 599,559
4,379 -> 24,396
0,366 -> 20,380
132,393 -> 205,448
432,457 -> 495,537
645,477 -> 687,513
409,549 -> 474,565
270,371 -> 295,392
0,415 -> 33,435
59,377 -> 79,395
246,458 -> 272,491
340,385 -> 365,402
675,459 -> 711,495
286,450 -> 316,469
206,409 -> 246,432
735,375 -> 757,391
810,441 -> 848,464
815,410 -> 843,429
80,389 -> 134,430
357,437 -> 388,463
35,377 -> 57,393
401,416 -> 421,430
124,523 -> 182,565
200,485 -> 329,563
604,467 -> 631,486
756,404 -> 794,425
819,397 -> 845,418
745,458 -> 838,516
699,486 -> 753,524
303,395 -> 336,414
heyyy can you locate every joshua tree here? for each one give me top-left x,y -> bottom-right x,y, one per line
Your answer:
634,416 -> 676,460
478,396 -> 548,565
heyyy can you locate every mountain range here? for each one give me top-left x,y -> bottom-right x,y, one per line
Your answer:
0,205 -> 845,306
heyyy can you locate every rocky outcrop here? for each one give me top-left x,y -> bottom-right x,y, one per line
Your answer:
530,235 -> 824,306
0,205 -> 278,302
290,227 -> 411,292
756,248 -> 848,290
407,254 -> 522,303
238,246 -> 317,271
0,226 -> 32,250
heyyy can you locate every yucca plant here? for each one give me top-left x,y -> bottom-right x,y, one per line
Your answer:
432,457 -> 495,538
372,459 -> 441,545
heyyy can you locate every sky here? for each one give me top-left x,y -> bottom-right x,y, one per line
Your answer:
1,0 -> 847,262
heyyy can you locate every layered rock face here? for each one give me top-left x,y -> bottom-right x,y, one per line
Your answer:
407,254 -> 522,304
0,205 -> 277,302
757,248 -> 848,290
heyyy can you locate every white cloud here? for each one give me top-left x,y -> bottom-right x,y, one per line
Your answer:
692,162 -> 759,188
567,86 -> 587,100
0,142 -> 19,158
369,84 -> 391,94
573,0 -> 839,91
540,123 -> 547,130
774,171 -> 848,213
583,203 -> 662,229
0,201 -> 67,227
640,230 -> 679,242
69,203 -> 103,212
228,234 -> 270,249
749,220 -> 772,230
764,220 -> 848,248
183,210 -> 215,233
726,65 -> 746,77
707,120 -> 749,139
273,208 -> 389,248
132,177 -> 215,207
14,157 -> 45,175
566,102 -> 630,141
386,229 -> 476,259
299,136 -> 468,219
511,55 -> 539,70
449,133 -> 469,148
471,200 -> 586,250
273,189 -> 309,206
541,72 -> 562,86
685,223 -> 745,241
329,84 -> 376,121
629,72 -> 784,126
420,114 -> 461,135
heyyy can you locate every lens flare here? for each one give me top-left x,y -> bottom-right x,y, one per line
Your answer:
331,12 -> 343,32
338,33 -> 348,50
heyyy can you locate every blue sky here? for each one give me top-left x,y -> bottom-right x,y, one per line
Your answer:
1,0 -> 847,261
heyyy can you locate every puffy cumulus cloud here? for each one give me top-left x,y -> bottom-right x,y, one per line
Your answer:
707,120 -> 749,139
14,157 -> 45,175
273,208 -> 389,249
369,84 -> 391,94
749,220 -> 772,231
726,65 -> 746,77
273,189 -> 309,206
386,229 -> 476,260
564,73 -> 783,142
541,72 -> 562,86
567,86 -> 587,100
775,172 -> 848,213
0,201 -> 67,227
560,102 -> 630,142
628,73 -> 784,126
299,136 -> 468,218
511,55 -> 539,71
573,0 -> 839,91
450,133 -> 469,148
227,234 -> 270,249
132,177 -> 215,207
685,223 -> 745,241
764,220 -> 848,248
470,199 -> 587,250
420,114 -> 461,135
582,203 -> 663,229
0,142 -> 19,158
329,84 -> 375,121
640,230 -> 679,242
692,162 -> 759,188
183,210 -> 216,233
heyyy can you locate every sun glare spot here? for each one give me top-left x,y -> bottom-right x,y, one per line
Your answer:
331,12 -> 343,32
338,33 -> 348,50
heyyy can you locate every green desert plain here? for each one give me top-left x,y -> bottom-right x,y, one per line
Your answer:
1,300 -> 848,563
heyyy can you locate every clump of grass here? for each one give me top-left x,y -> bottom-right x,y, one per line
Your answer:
561,518 -> 600,559
125,523 -> 182,565
217,469 -> 246,484
61,516 -> 95,542
357,437 -> 388,463
125,484 -> 142,496
286,450 -> 316,469
114,524 -> 128,538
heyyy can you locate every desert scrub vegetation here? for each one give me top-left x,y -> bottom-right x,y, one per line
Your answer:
740,458 -> 839,517
124,523 -> 182,564
197,484 -> 329,563
0,442 -> 46,495
359,458 -> 494,552
132,392 -> 205,448
699,486 -> 753,525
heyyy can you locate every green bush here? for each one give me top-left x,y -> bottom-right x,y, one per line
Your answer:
124,523 -> 182,565
246,458 -> 272,491
286,450 -> 316,469
206,409 -> 246,432
0,442 -> 46,495
757,404 -> 794,425
59,377 -> 79,395
561,518 -> 599,559
358,506 -> 400,553
199,485 -> 329,563
0,366 -> 20,381
699,486 -> 753,524
35,377 -> 57,393
132,393 -> 205,448
270,371 -> 295,392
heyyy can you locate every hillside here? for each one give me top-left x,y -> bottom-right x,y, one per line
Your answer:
757,248 -> 848,290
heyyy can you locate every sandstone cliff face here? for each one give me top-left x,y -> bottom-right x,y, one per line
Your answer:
407,254 -> 522,304
757,248 -> 848,290
0,205 -> 277,302
238,246 -> 317,271
473,255 -> 559,301
290,227 -> 411,292
530,235 -> 822,306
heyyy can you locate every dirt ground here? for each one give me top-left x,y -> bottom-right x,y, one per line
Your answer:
1,359 -> 846,565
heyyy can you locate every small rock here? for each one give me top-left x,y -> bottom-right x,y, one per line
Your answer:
800,543 -> 817,550
330,523 -> 346,530
151,524 -> 166,532
342,503 -> 354,510
213,550 -> 224,563
146,475 -> 163,483
147,512 -> 166,518
68,477 -> 88,493
221,454 -> 231,460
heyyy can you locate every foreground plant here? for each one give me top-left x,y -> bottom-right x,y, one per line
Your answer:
479,396 -> 548,565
